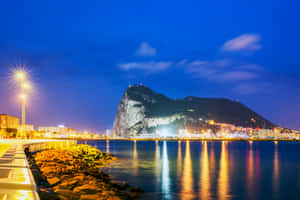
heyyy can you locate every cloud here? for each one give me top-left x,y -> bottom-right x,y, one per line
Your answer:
232,84 -> 261,95
119,61 -> 172,73
216,71 -> 259,81
135,42 -> 156,56
119,33 -> 264,93
189,60 -> 208,66
185,59 -> 260,82
237,64 -> 262,71
177,59 -> 188,66
221,34 -> 261,52
183,58 -> 267,94
187,61 -> 218,77
232,82 -> 271,95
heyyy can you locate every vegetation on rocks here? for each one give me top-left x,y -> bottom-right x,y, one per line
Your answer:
29,144 -> 142,200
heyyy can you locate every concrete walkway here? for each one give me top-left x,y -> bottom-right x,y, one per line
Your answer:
0,142 -> 39,200
0,139 -> 77,200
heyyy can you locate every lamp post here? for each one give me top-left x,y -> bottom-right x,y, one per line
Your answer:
20,94 -> 26,126
21,83 -> 29,126
15,71 -> 30,138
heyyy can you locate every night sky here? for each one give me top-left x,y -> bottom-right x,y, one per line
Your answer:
0,0 -> 299,131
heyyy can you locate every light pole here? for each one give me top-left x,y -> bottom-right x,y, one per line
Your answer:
20,94 -> 26,126
21,83 -> 29,126
15,71 -> 30,138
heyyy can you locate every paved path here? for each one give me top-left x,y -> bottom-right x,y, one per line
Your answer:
0,139 -> 76,200
0,139 -> 77,200
0,141 -> 39,200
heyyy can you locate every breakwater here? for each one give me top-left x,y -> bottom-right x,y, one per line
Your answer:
27,144 -> 142,200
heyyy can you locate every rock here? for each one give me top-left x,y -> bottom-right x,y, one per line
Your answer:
79,194 -> 101,200
73,184 -> 101,194
55,189 -> 76,200
47,177 -> 61,186
72,173 -> 86,182
39,192 -> 60,200
59,177 -> 80,189
112,85 -> 276,137
31,145 -> 137,200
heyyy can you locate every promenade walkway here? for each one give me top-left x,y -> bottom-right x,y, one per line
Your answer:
0,139 -> 75,200
0,140 -> 39,200
0,139 -> 76,200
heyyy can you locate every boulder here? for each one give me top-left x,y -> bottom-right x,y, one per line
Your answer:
47,177 -> 61,186
73,184 -> 101,194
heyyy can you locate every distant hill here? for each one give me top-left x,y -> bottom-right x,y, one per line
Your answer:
113,85 -> 275,137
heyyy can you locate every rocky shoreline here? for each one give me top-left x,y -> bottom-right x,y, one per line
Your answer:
26,144 -> 143,200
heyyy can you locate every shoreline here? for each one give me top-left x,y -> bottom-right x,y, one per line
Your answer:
26,144 -> 143,200
61,138 -> 300,142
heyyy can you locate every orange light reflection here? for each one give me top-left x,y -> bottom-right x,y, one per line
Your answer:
246,141 -> 254,198
273,142 -> 279,193
181,141 -> 194,200
218,141 -> 229,200
200,141 -> 210,199
133,140 -> 138,175
177,140 -> 182,177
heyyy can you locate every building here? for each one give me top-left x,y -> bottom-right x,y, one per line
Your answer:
257,129 -> 279,138
0,114 -> 20,129
38,125 -> 75,138
38,126 -> 58,133
38,125 -> 67,134
20,124 -> 34,132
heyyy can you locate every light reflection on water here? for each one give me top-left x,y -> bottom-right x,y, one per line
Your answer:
106,139 -> 110,153
181,141 -> 194,200
218,141 -> 229,200
155,140 -> 160,184
200,141 -> 210,200
162,141 -> 171,199
273,142 -> 279,199
84,140 -> 300,200
155,140 -> 161,193
177,141 -> 182,177
246,141 -> 254,199
133,140 -> 138,175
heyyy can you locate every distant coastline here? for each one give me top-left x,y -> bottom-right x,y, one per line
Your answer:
72,138 -> 300,142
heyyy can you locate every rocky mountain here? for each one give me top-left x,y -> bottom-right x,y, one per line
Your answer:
112,85 -> 275,137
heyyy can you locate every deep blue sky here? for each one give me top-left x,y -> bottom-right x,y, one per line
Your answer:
0,0 -> 299,131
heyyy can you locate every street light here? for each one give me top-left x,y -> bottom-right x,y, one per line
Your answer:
22,83 -> 30,89
14,70 -> 30,138
19,94 -> 26,99
16,72 -> 25,80
19,93 -> 26,127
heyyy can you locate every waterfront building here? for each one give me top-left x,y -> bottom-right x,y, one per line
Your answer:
19,124 -> 34,132
38,125 -> 68,135
257,129 -> 279,138
0,114 -> 20,129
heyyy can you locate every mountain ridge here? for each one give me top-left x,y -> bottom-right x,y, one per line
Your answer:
113,85 -> 276,137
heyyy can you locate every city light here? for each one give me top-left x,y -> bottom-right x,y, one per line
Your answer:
20,94 -> 26,100
209,120 -> 215,125
16,71 -> 25,80
161,129 -> 169,137
22,83 -> 30,89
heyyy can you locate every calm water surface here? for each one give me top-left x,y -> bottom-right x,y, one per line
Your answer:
80,140 -> 300,200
